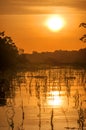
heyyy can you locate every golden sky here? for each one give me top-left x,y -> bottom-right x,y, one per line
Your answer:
0,0 -> 86,53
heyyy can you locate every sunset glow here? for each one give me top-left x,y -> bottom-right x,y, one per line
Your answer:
0,1 -> 86,130
45,15 -> 65,32
0,1 -> 86,53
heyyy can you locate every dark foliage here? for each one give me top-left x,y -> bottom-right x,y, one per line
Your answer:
0,32 -> 19,69
79,23 -> 86,28
24,48 -> 86,66
79,23 -> 86,42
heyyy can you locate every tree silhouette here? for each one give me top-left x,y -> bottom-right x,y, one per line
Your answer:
79,23 -> 86,42
0,32 -> 19,69
79,23 -> 86,28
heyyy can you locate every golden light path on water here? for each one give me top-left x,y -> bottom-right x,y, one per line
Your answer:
47,91 -> 63,107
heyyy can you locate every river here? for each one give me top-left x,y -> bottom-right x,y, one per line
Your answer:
0,66 -> 86,130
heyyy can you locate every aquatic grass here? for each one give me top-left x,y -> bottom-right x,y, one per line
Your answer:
61,107 -> 69,129
19,85 -> 25,130
50,108 -> 54,130
73,90 -> 80,109
14,73 -> 25,130
16,102 -> 25,130
35,80 -> 41,130
77,107 -> 85,130
1,66 -> 86,130
6,99 -> 15,130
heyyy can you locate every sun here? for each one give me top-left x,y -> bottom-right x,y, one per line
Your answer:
45,15 -> 65,32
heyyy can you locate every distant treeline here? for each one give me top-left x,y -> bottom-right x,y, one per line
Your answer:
23,48 -> 86,66
0,31 -> 86,70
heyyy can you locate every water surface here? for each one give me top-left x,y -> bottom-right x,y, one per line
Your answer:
0,66 -> 86,130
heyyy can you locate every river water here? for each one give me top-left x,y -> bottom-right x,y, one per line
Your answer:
0,66 -> 86,130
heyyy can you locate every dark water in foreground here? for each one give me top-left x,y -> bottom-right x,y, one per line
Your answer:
0,66 -> 86,130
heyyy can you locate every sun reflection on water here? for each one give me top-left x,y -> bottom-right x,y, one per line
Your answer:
47,91 -> 62,107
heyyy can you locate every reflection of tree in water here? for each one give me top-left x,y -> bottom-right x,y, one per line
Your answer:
1,67 -> 86,130
0,78 -> 8,105
20,68 -> 86,130
0,72 -> 16,130
0,71 -> 26,130
0,71 -> 16,106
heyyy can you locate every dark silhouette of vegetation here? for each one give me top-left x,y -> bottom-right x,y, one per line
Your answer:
0,31 -> 86,70
0,32 -> 29,70
79,23 -> 86,42
79,23 -> 86,28
0,32 -> 19,69
23,48 -> 86,66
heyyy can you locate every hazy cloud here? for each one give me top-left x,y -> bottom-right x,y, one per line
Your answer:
0,0 -> 86,14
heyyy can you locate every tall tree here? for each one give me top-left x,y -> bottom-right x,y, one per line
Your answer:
0,32 -> 19,69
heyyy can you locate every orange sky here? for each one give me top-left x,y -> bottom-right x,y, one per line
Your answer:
0,1 -> 86,53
